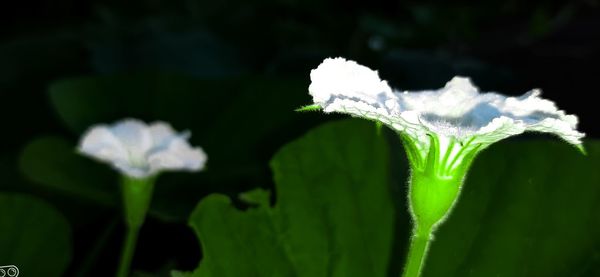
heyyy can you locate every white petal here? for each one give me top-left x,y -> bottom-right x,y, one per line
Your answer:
525,117 -> 584,146
396,77 -> 490,119
148,121 -> 182,148
110,119 -> 153,150
309,57 -> 396,108
109,119 -> 153,165
473,117 -> 526,144
147,138 -> 207,173
79,125 -> 129,164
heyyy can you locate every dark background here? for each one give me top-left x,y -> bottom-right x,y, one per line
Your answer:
0,0 -> 599,276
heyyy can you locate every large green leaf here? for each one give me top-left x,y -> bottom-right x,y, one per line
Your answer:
183,119 -> 600,276
0,193 -> 72,277
188,119 -> 396,276
424,140 -> 600,277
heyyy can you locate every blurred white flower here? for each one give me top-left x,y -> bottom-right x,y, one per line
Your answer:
79,119 -> 207,178
309,57 -> 584,176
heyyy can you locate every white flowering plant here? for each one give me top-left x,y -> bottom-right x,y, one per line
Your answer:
301,57 -> 585,277
79,119 -> 207,277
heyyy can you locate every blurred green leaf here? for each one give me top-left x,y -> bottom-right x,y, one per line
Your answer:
48,73 -> 163,134
0,193 -> 72,277
187,119 -> 395,276
19,136 -> 118,206
201,76 -> 311,169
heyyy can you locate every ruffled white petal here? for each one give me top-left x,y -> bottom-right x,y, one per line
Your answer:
148,139 -> 207,173
79,126 -> 129,165
111,119 -> 153,151
309,57 -> 397,110
78,119 -> 207,178
149,121 -> 180,147
309,58 -> 585,152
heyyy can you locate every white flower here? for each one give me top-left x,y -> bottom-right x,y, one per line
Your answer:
309,57 -> 584,176
79,119 -> 207,178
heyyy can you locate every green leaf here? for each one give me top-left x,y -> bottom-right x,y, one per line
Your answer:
183,119 -> 600,277
48,73 -> 175,134
0,193 -> 72,277
187,119 -> 396,276
424,139 -> 600,277
18,136 -> 118,206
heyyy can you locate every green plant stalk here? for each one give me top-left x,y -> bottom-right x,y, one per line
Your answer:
117,225 -> 140,277
116,176 -> 156,277
402,227 -> 432,277
401,170 -> 465,277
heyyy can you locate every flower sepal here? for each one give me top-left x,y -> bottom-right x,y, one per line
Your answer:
121,175 -> 156,228
409,170 -> 464,231
403,133 -> 482,231
295,104 -> 323,112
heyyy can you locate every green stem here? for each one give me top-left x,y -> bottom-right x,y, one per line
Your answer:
117,225 -> 140,277
116,175 -> 156,277
402,229 -> 433,277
